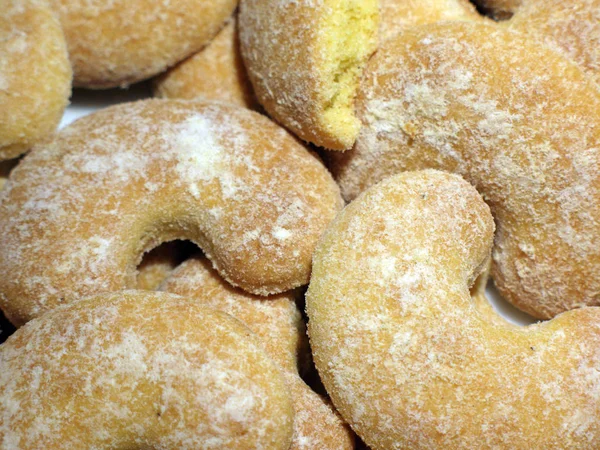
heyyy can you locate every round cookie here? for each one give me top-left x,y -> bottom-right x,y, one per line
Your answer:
379,0 -> 486,41
49,0 -> 237,89
329,21 -> 600,319
307,170 -> 600,449
161,257 -> 355,450
0,99 -> 343,326
239,0 -> 379,150
0,290 -> 294,449
154,19 -> 257,110
0,0 -> 71,161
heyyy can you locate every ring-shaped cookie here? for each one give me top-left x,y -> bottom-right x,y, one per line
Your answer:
0,99 -> 343,326
0,0 -> 71,161
0,290 -> 294,448
239,0 -> 379,150
330,21 -> 600,319
161,257 -> 355,450
307,170 -> 600,449
50,0 -> 237,88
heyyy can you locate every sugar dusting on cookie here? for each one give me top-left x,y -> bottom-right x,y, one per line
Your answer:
329,22 -> 600,319
307,170 -> 600,448
0,99 -> 342,326
0,291 -> 294,448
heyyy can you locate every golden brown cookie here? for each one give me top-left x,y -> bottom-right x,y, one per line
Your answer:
0,290 -> 294,449
50,0 -> 237,88
239,0 -> 379,150
329,21 -> 600,319
154,19 -> 257,109
307,170 -> 600,449
0,0 -> 71,161
161,257 -> 355,450
0,99 -> 343,326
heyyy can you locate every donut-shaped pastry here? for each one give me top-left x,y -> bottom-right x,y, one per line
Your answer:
154,19 -> 257,110
49,0 -> 237,89
0,99 -> 343,326
239,0 -> 379,150
0,290 -> 294,448
307,170 -> 600,449
161,257 -> 354,450
0,0 -> 71,161
329,21 -> 600,319
379,0 -> 485,41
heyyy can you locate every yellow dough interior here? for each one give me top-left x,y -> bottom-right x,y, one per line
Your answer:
320,0 -> 379,149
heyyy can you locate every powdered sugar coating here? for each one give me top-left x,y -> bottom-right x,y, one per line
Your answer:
472,0 -> 600,82
160,256 -> 354,450
507,0 -> 600,84
307,170 -> 600,449
329,22 -> 600,319
154,19 -> 257,109
160,257 -> 306,372
0,99 -> 343,326
379,0 -> 486,41
0,290 -> 294,449
282,371 -> 354,450
49,0 -> 237,88
0,0 -> 71,160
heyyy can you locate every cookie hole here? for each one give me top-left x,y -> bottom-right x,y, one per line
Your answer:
468,0 -> 516,20
0,157 -> 21,191
136,240 -> 196,291
0,308 -> 16,344
479,279 -> 540,327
